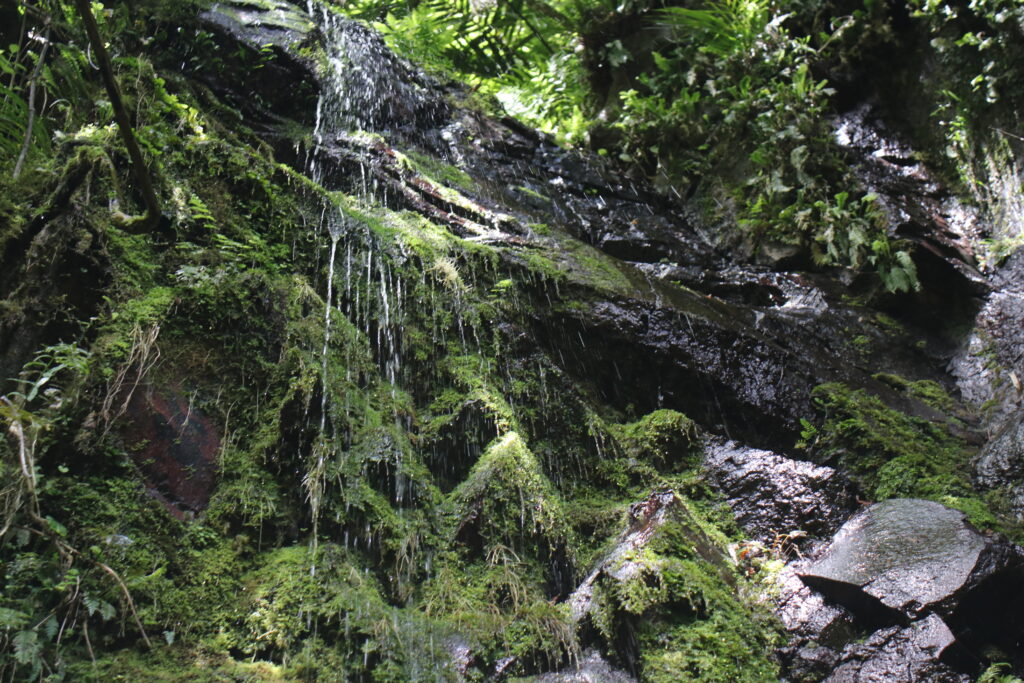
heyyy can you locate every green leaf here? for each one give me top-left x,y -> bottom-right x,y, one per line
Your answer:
45,516 -> 67,537
99,600 -> 116,622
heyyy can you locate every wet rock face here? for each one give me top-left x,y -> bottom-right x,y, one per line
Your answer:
775,563 -> 857,647
201,0 -> 314,50
799,498 -> 1024,674
194,0 -> 961,461
310,9 -> 449,137
197,1 -> 319,126
833,104 -> 987,301
824,615 -> 970,683
773,562 -> 858,682
974,411 -> 1024,518
951,248 -> 1024,433
703,439 -> 857,543
120,385 -> 220,519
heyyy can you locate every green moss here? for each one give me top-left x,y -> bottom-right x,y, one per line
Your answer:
612,409 -> 700,472
807,382 -> 1019,539
66,646 -> 293,682
449,432 -> 572,556
872,373 -> 957,413
586,497 -> 780,682
402,149 -> 475,191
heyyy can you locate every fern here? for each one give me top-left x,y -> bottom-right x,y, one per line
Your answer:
659,0 -> 772,59
0,49 -> 46,163
0,608 -> 29,630
12,629 -> 40,666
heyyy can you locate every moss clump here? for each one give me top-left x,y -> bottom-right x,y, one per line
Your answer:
871,373 -> 957,413
586,497 -> 780,682
449,432 -> 572,557
806,382 -> 1017,538
612,409 -> 700,473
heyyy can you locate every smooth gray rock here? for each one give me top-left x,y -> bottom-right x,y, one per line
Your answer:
774,562 -> 857,647
703,439 -> 856,543
800,499 -> 1022,625
800,500 -> 984,621
824,615 -> 970,683
201,0 -> 314,49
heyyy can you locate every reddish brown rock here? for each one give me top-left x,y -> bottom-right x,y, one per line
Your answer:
120,385 -> 219,519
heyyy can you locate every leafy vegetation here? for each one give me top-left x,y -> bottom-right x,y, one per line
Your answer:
1,0 -> 1023,679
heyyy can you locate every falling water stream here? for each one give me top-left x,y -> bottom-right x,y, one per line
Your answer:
302,1 -> 418,566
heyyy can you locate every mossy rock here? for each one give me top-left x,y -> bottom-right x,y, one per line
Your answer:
612,409 -> 700,473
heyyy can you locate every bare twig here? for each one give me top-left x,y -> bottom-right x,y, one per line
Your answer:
100,324 -> 161,434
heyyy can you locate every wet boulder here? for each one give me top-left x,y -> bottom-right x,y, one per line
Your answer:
775,562 -> 858,647
703,439 -> 857,544
824,614 -> 970,683
119,384 -> 220,520
799,499 -> 1021,624
772,562 -> 857,683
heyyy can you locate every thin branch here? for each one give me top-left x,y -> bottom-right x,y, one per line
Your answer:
13,24 -> 51,179
72,0 -> 161,233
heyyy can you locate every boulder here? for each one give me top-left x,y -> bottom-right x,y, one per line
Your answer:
120,384 -> 220,519
774,562 -> 857,647
799,499 -> 1021,624
824,615 -> 970,683
799,498 -> 1024,673
772,562 -> 857,683
703,439 -> 857,544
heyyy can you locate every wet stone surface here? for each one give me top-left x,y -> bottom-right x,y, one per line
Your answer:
974,411 -> 1024,518
799,499 -> 989,622
201,0 -> 314,48
833,104 -> 987,299
703,438 -> 857,544
121,385 -> 220,519
774,561 -> 858,646
824,614 -> 970,683
951,248 -> 1024,433
528,649 -> 636,683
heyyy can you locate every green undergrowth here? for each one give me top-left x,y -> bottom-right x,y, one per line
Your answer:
0,3 -> 785,680
803,381 -> 1021,541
